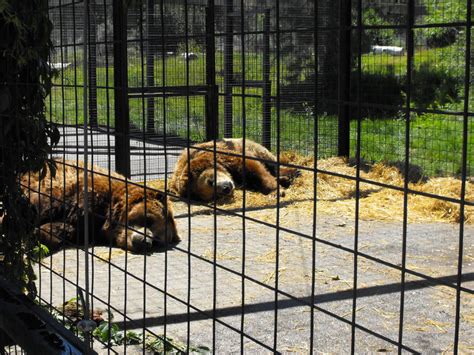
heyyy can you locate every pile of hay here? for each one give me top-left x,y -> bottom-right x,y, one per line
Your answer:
149,153 -> 473,225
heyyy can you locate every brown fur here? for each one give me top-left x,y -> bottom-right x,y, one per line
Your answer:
170,138 -> 300,201
21,160 -> 180,252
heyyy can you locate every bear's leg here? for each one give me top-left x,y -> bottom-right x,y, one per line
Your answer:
248,143 -> 301,187
37,222 -> 76,250
245,157 -> 302,191
228,157 -> 278,194
278,166 -> 302,188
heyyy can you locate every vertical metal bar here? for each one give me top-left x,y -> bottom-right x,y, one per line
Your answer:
262,8 -> 271,149
224,0 -> 234,138
453,0 -> 472,352
72,0 -> 82,336
207,0 -> 218,350
58,0 -> 67,325
239,0 -> 247,351
184,0 -> 192,350
337,0 -> 351,157
138,1 -> 149,351
273,0 -> 281,351
82,0 -> 92,349
159,0 -> 169,343
398,0 -> 415,352
102,0 -> 114,349
87,0 -> 97,320
350,0 -> 362,351
146,0 -> 156,134
309,0 -> 319,351
113,0 -> 130,177
114,1 -> 131,344
88,1 -> 98,128
205,5 -> 218,141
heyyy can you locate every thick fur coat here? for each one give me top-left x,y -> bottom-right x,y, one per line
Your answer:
169,138 -> 300,201
21,160 -> 179,252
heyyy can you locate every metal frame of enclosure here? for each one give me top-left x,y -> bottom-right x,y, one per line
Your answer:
4,0 -> 473,353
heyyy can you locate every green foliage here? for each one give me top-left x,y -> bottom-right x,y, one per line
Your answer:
280,0 -> 315,84
145,333 -> 210,354
176,39 -> 203,55
43,296 -> 211,353
411,63 -> 463,109
360,46 -> 464,113
360,8 -> 398,53
30,242 -> 50,261
350,113 -> 474,176
92,320 -> 210,353
0,0 -> 59,294
351,69 -> 404,118
423,0 -> 467,48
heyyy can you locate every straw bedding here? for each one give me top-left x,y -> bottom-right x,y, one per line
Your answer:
149,153 -> 473,225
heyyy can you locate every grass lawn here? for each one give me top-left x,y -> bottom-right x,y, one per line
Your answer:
47,48 -> 473,176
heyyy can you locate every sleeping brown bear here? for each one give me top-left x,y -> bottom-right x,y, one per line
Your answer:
21,160 -> 180,253
169,138 -> 300,201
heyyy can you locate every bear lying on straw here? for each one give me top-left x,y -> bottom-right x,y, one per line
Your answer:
21,160 -> 180,252
169,138 -> 300,201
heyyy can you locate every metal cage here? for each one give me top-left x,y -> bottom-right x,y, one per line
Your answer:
5,0 -> 474,353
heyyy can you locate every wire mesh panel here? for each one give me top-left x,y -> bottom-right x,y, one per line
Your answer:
7,0 -> 474,353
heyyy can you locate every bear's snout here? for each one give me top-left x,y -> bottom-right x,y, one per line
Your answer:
130,226 -> 154,252
216,180 -> 234,196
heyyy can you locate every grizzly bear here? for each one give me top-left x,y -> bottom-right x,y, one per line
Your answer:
169,138 -> 300,201
21,160 -> 180,253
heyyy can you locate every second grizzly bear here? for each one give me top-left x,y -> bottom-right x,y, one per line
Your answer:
169,138 -> 300,201
21,160 -> 180,253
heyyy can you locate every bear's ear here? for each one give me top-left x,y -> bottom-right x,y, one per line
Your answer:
170,167 -> 190,197
103,200 -> 123,233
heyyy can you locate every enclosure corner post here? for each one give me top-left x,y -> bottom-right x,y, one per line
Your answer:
262,8 -> 272,150
113,0 -> 131,177
146,0 -> 156,134
205,3 -> 218,141
337,0 -> 352,157
223,0 -> 234,138
88,0 -> 98,128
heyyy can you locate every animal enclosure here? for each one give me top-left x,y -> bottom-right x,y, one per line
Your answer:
6,0 -> 474,353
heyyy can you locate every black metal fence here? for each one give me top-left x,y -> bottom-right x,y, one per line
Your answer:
47,0 -> 474,178
8,0 -> 474,353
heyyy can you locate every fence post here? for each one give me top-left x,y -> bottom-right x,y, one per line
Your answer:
88,1 -> 98,128
337,0 -> 352,157
113,0 -> 130,177
146,0 -> 155,134
262,9 -> 272,149
223,0 -> 233,138
205,3 -> 218,141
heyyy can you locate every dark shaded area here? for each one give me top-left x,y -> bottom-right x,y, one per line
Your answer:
112,272 -> 474,330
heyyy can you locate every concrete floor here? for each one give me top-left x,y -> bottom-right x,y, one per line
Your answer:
37,210 -> 474,353
53,126 -> 182,181
37,127 -> 474,353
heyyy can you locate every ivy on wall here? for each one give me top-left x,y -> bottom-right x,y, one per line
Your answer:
0,0 -> 59,294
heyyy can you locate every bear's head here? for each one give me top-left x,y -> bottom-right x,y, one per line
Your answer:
191,163 -> 235,201
170,151 -> 237,202
104,186 -> 180,252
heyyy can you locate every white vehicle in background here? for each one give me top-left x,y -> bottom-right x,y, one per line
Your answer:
48,62 -> 72,70
371,45 -> 405,56
180,52 -> 199,61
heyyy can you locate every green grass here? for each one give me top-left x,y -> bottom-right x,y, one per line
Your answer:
361,45 -> 465,77
352,114 -> 474,176
47,49 -> 473,176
